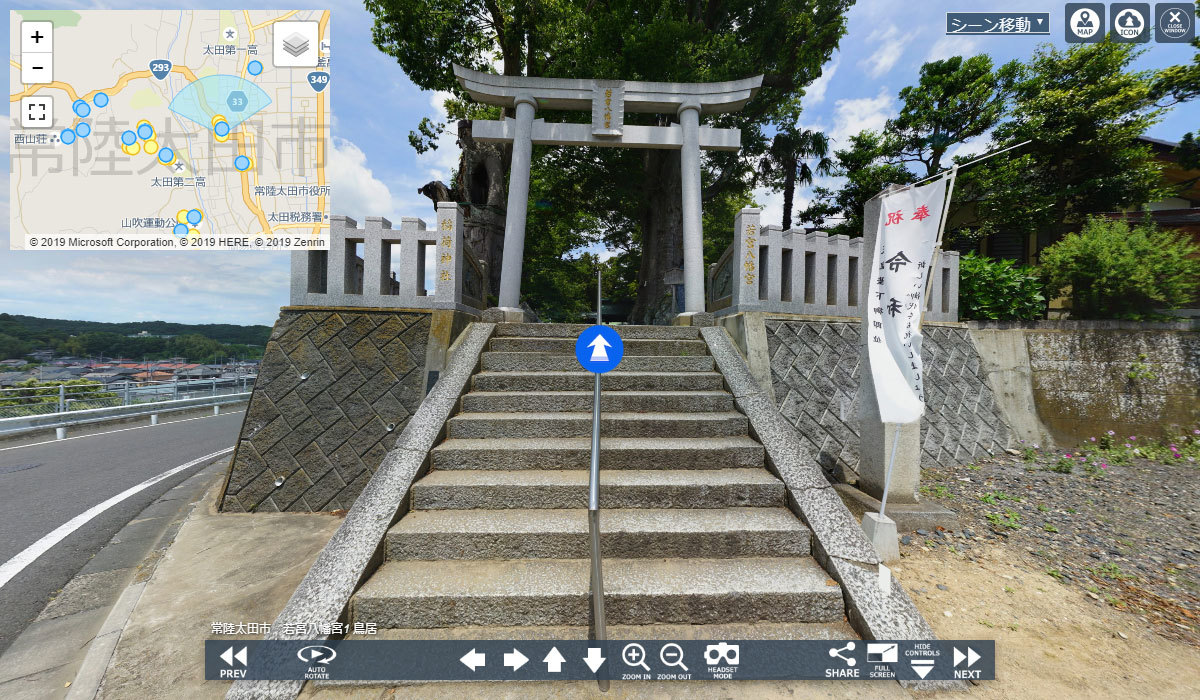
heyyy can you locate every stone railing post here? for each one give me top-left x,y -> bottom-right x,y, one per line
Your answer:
731,208 -> 762,311
434,203 -> 466,309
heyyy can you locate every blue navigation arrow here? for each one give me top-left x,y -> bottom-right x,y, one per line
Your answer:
574,326 -> 624,374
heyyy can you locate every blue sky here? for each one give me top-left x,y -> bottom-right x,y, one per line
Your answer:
2,0 -> 1197,325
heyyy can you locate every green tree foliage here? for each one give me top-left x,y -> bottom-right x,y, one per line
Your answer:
365,0 -> 853,322
801,131 -> 916,237
957,40 -> 1169,241
801,55 -> 1014,237
758,126 -> 831,229
0,314 -> 270,347
0,315 -> 264,362
0,333 -> 32,360
1037,217 -> 1200,319
886,55 -> 1019,178
957,252 -> 1044,320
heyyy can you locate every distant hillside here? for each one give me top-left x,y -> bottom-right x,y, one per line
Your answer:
0,314 -> 271,346
0,314 -> 272,362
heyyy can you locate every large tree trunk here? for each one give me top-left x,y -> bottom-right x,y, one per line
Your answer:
629,150 -> 685,325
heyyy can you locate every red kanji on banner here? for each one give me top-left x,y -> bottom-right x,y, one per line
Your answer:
912,205 -> 931,221
886,210 -> 903,225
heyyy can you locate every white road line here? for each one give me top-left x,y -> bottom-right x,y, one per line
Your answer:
0,446 -> 234,591
0,410 -> 244,453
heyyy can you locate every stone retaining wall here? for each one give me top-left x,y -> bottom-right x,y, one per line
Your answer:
220,309 -> 433,513
1014,323 -> 1200,444
764,318 -> 1012,481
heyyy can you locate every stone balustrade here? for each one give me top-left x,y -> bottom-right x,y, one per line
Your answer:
708,208 -> 959,322
290,202 -> 486,311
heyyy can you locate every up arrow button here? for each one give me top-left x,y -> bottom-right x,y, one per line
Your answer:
543,647 -> 566,673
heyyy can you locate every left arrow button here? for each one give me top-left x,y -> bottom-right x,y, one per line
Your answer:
460,648 -> 486,671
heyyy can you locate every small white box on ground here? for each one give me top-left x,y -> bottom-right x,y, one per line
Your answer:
21,96 -> 54,128
21,21 -> 53,53
273,21 -> 319,67
861,511 -> 900,563
22,52 -> 54,84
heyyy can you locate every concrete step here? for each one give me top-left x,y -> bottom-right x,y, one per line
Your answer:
461,390 -> 733,414
431,437 -> 765,470
410,469 -> 785,509
481,353 -> 714,373
495,323 -> 700,340
387,507 -> 810,560
351,557 -> 844,628
445,411 -> 747,439
472,371 -> 725,392
489,337 -> 708,356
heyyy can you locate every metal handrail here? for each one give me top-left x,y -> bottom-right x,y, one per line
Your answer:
587,268 -> 609,692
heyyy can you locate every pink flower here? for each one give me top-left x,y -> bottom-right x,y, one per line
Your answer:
1125,444 -> 1132,448
1100,464 -> 1108,470
1079,457 -> 1087,462
1107,430 -> 1116,436
1193,429 -> 1199,435
1129,436 -> 1137,441
1090,437 -> 1096,442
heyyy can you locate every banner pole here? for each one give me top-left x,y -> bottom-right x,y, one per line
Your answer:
879,425 -> 901,518
922,164 -> 959,315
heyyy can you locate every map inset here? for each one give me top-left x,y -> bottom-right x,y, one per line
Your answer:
9,10 -> 331,250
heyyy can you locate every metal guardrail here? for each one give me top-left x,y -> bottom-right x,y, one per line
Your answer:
0,389 -> 253,437
587,269 -> 609,693
0,376 -> 254,419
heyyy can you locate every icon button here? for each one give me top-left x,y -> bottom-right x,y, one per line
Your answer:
21,96 -> 53,128
543,646 -> 566,673
459,648 -> 486,671
583,646 -> 607,673
659,643 -> 688,672
1112,3 -> 1151,42
1066,3 -> 1106,42
1155,3 -> 1195,41
21,22 -> 53,53
273,21 -> 319,67
704,642 -> 740,666
622,643 -> 651,671
829,641 -> 856,667
953,646 -> 981,668
220,645 -> 248,667
911,658 -> 935,679
867,642 -> 898,663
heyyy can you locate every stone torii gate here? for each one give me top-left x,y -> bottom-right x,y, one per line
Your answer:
453,64 -> 762,321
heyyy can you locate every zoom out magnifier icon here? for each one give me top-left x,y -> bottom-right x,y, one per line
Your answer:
660,643 -> 688,672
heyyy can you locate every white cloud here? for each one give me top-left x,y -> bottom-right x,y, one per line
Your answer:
416,90 -> 462,183
947,131 -> 994,162
859,27 -> 910,79
829,88 -> 894,146
925,36 -> 980,63
804,57 -> 838,106
326,136 -> 397,221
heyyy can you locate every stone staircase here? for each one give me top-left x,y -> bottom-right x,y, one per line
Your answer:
347,323 -> 849,637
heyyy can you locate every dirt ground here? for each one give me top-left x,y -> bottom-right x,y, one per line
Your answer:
898,542 -> 1200,699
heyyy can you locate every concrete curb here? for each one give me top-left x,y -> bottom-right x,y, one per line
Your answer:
226,322 -> 496,700
700,326 -> 966,692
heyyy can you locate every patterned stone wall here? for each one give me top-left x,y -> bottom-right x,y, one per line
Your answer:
766,320 -> 1011,480
1025,329 -> 1200,444
221,309 -> 431,513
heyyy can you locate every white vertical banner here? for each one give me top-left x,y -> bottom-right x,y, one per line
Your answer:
865,176 -> 950,424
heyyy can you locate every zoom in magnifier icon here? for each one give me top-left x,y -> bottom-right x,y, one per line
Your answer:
622,643 -> 650,671
660,643 -> 688,671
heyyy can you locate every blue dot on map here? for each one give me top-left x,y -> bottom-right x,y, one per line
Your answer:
214,121 -> 230,137
120,130 -> 137,146
93,92 -> 109,108
76,122 -> 91,138
72,100 -> 90,118
60,128 -> 76,145
187,209 -> 203,225
137,123 -> 154,140
234,155 -> 251,171
247,60 -> 263,76
173,223 -> 189,236
158,147 -> 174,163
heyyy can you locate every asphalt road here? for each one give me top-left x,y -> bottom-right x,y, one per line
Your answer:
0,410 -> 244,657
